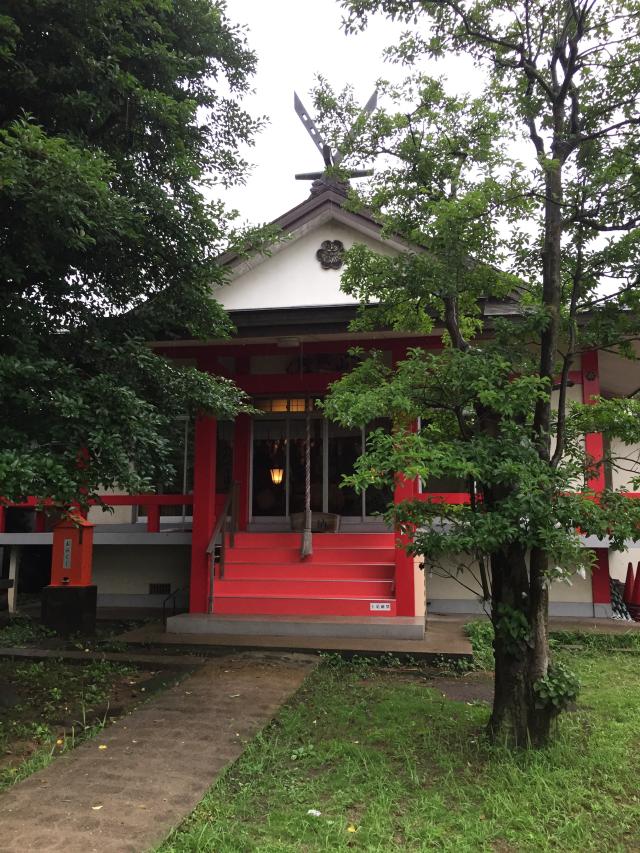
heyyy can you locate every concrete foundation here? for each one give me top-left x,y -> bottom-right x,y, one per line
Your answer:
429,599 -> 610,618
166,612 -> 426,641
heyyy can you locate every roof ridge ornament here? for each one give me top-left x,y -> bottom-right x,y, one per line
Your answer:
293,89 -> 377,195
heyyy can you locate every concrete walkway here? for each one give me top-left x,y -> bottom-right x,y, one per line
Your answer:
119,614 -> 474,660
0,651 -> 316,853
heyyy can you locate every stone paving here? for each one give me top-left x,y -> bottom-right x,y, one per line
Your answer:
0,651 -> 316,853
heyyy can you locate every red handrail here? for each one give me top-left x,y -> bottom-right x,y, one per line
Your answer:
205,482 -> 239,613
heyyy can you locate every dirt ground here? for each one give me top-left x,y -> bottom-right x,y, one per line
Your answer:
369,666 -> 495,704
427,671 -> 494,704
0,651 -> 317,853
0,659 -> 160,782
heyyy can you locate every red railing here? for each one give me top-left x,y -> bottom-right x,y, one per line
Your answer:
0,494 -> 195,534
417,491 -> 640,505
3,489 -> 639,535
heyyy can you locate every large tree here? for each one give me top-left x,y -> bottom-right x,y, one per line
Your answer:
319,0 -> 640,746
0,0 -> 260,504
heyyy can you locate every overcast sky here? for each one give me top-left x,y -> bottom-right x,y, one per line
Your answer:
222,0 -> 481,225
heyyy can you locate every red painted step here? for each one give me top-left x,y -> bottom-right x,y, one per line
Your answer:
216,578 -> 393,597
226,547 -> 396,565
213,531 -> 398,618
312,533 -> 395,547
222,563 -> 394,581
231,532 -> 395,548
214,595 -> 397,618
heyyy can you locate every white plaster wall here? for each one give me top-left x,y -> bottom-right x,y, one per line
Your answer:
92,545 -> 190,595
425,555 -> 487,602
549,573 -> 593,603
214,220 -> 397,311
609,547 -> 640,583
87,486 -> 134,526
550,382 -> 584,409
424,553 -> 592,605
609,438 -> 640,491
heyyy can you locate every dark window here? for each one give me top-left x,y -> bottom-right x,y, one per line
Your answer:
424,475 -> 469,493
216,421 -> 234,493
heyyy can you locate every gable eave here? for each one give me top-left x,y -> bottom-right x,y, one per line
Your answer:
220,193 -> 419,282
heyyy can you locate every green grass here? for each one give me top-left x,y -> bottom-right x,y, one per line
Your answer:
0,614 -> 149,652
157,647 -> 640,852
0,617 -> 55,648
0,658 -> 137,791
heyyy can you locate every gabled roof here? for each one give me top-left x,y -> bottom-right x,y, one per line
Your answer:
218,183 -> 415,282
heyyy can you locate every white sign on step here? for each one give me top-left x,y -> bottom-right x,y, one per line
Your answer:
370,602 -> 391,612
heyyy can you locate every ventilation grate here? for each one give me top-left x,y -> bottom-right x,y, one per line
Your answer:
149,583 -> 171,596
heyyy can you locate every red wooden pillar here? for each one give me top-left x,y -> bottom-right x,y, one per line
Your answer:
581,351 -> 611,612
189,416 -> 217,614
232,414 -> 251,532
393,417 -> 418,617
581,350 -> 606,493
0,505 -> 6,533
394,473 -> 417,617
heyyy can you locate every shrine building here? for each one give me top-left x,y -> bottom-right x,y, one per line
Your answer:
2,97 -> 640,638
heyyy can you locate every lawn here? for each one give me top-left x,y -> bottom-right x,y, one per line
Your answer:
0,656 -> 144,790
0,616 -> 164,791
158,629 -> 640,852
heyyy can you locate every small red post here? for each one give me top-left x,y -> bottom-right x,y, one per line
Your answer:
629,566 -> 640,622
632,566 -> 640,608
623,562 -> 635,604
50,514 -> 94,586
189,416 -> 217,614
146,504 -> 160,533
0,505 -> 6,533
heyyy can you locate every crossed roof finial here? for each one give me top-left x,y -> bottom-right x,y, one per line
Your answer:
293,90 -> 377,185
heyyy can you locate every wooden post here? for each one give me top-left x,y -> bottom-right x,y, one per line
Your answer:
189,416 -> 217,614
8,545 -> 21,614
232,414 -> 251,531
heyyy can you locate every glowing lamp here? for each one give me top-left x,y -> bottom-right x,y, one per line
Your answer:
270,467 -> 284,486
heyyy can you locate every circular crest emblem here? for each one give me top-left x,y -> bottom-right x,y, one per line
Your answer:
316,239 -> 344,270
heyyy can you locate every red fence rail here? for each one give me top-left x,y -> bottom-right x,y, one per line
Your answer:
0,494 -> 195,534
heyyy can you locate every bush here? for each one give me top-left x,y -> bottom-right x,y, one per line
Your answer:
464,620 -> 494,670
533,661 -> 581,711
0,618 -> 54,647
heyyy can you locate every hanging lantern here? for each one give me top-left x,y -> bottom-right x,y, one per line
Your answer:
270,466 -> 284,486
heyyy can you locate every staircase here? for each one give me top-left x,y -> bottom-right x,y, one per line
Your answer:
212,532 -> 397,617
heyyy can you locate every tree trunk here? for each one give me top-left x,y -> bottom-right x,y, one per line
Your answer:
488,160 -> 564,749
488,544 -> 554,748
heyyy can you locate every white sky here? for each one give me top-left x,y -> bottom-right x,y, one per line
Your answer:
218,2 -> 618,300
222,0 -> 481,225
